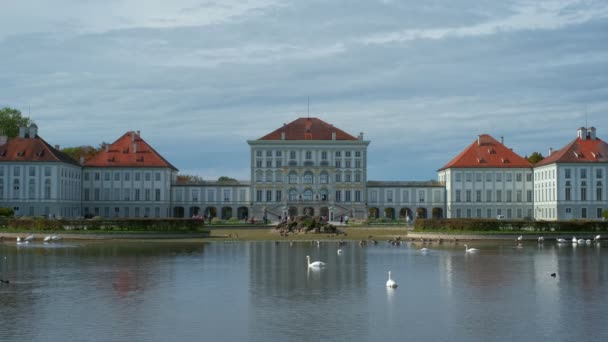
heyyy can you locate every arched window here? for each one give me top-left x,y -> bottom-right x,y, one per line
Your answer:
275,171 -> 283,183
255,171 -> 263,183
319,171 -> 329,184
303,171 -> 313,184
302,189 -> 313,201
288,172 -> 298,184
265,170 -> 273,182
289,188 -> 298,201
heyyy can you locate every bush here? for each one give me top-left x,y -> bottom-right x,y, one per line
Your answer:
0,208 -> 14,217
415,218 -> 608,232
210,217 -> 223,225
0,217 -> 206,232
228,217 -> 240,223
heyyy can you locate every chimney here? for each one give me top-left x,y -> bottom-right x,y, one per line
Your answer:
500,136 -> 504,145
28,124 -> 38,138
131,131 -> 136,142
54,144 -> 60,150
577,127 -> 587,140
136,130 -> 140,136
359,132 -> 364,140
133,142 -> 137,153
19,127 -> 26,138
105,144 -> 109,152
589,126 -> 597,140
332,132 -> 336,140
477,135 -> 482,146
549,147 -> 553,155
281,132 -> 286,140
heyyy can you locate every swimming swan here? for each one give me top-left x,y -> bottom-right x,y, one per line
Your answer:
306,255 -> 326,268
464,244 -> 479,253
386,271 -> 398,288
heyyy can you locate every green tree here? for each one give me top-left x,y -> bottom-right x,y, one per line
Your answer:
218,176 -> 238,184
527,152 -> 544,164
603,210 -> 608,220
0,107 -> 32,138
61,146 -> 100,163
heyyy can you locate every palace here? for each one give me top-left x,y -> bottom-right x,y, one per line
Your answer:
1,118 -> 606,221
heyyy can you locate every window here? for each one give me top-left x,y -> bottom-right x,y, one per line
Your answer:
276,160 -> 282,168
565,187 -> 571,201
288,172 -> 298,184
581,169 -> 587,179
266,160 -> 272,168
455,173 -> 461,182
13,167 -> 20,177
302,189 -> 312,201
256,160 -> 262,168
496,190 -> 502,202
335,151 -> 341,157
598,208 -> 603,219
355,160 -> 361,168
289,189 -> 297,201
516,173 -> 522,182
345,151 -> 351,157
335,173 -> 341,183
476,190 -> 481,202
12,179 -> 20,199
456,208 -> 462,218
526,173 -> 532,182
155,172 -> 161,181
266,190 -> 272,202
466,209 -> 471,218
45,167 -> 51,177
29,167 -> 36,177
134,189 -> 140,201
156,189 -> 161,201
355,173 -> 361,183
266,150 -> 272,157
305,151 -> 312,159
476,173 -> 482,182
135,172 -> 141,181
387,190 -> 393,203
581,187 -> 587,201
345,173 -> 351,183
355,151 -> 361,158
355,190 -> 361,202
465,190 -> 471,202
303,172 -> 313,184
486,190 -> 492,202
506,173 -> 512,182
402,190 -> 409,202
486,173 -> 492,182
256,171 -> 263,182
275,171 -> 283,183
114,172 -> 120,181
256,150 -> 262,157
125,172 -> 130,181
582,207 -> 587,218
265,171 -> 273,182
276,151 -> 282,157
476,208 -> 482,218
506,190 -> 512,202
597,183 -> 602,201
28,179 -> 35,199
335,190 -> 341,202
465,173 -> 472,182
335,160 -> 341,168
104,172 -> 110,181
455,190 -> 461,202
256,190 -> 262,202
345,190 -> 351,202
527,190 -> 533,202
419,190 -> 425,202
276,190 -> 282,202
597,169 -> 603,179
145,172 -> 151,181
345,160 -> 351,168
496,173 -> 502,182
321,151 -> 327,160
289,151 -> 296,159
486,208 -> 492,218
565,169 -> 571,179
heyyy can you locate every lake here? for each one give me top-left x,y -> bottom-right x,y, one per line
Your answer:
0,239 -> 607,342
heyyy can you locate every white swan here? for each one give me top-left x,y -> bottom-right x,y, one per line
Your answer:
595,235 -> 601,241
420,248 -> 429,253
16,237 -> 28,245
306,255 -> 326,268
337,249 -> 343,255
556,238 -> 567,243
572,237 -> 578,243
386,271 -> 398,288
25,235 -> 34,242
44,236 -> 52,242
577,239 -> 585,244
51,235 -> 61,241
517,235 -> 523,241
464,244 -> 479,253
538,236 -> 544,242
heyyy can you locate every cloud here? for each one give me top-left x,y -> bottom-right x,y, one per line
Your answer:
1,0 -> 607,181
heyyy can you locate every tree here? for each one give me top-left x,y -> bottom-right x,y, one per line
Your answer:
603,210 -> 608,220
176,174 -> 205,184
61,146 -> 100,163
527,152 -> 544,164
218,176 -> 238,184
0,107 -> 32,138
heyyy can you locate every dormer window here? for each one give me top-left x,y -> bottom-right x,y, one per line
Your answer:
17,151 -> 25,157
488,148 -> 496,154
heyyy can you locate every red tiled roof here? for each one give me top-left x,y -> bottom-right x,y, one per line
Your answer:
259,117 -> 358,141
85,131 -> 178,170
535,137 -> 608,167
438,134 -> 532,170
0,136 -> 79,165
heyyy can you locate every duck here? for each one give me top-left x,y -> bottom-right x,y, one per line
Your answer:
337,249 -> 343,255
464,244 -> 479,253
572,236 -> 578,243
306,255 -> 326,268
595,235 -> 601,241
386,271 -> 398,288
517,235 -> 523,242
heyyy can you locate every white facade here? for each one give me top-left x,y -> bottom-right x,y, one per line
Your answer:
171,182 -> 251,219
366,181 -> 446,220
439,167 -> 534,219
81,167 -> 175,218
247,138 -> 370,220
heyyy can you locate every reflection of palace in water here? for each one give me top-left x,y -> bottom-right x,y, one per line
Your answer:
247,241 -> 369,341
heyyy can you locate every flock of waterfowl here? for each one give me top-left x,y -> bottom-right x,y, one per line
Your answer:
300,234 -> 603,289
14,235 -> 62,245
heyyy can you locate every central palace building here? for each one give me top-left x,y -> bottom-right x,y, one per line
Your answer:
1,118 -> 607,221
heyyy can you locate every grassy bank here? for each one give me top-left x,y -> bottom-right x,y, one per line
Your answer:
205,227 -> 407,242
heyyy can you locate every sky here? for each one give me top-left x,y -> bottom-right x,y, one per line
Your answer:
1,0 -> 607,181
